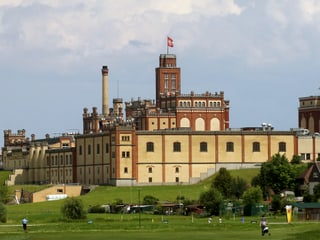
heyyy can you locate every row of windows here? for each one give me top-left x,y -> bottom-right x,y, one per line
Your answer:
121,136 -> 130,141
48,169 -> 72,177
47,154 -> 72,166
146,141 -> 287,153
164,73 -> 176,90
79,144 -> 109,155
78,141 -> 288,157
301,153 -> 311,160
178,101 -> 221,108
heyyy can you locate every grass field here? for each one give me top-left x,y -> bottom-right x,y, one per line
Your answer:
1,214 -> 320,240
2,168 -> 319,239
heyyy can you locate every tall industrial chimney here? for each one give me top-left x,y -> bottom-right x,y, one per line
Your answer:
101,66 -> 109,116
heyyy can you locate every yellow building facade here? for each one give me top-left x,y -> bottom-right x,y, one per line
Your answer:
72,127 -> 310,186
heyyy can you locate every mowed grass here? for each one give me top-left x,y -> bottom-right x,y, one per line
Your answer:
4,168 -> 320,239
1,215 -> 320,240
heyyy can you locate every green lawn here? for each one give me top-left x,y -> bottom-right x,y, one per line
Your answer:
1,215 -> 320,240
1,167 -> 320,239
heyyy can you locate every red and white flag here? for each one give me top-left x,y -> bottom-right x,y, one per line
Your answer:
167,36 -> 174,47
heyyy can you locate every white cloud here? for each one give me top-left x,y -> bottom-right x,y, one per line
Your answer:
299,0 -> 320,23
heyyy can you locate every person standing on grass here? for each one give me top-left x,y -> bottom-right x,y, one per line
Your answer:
260,215 -> 267,236
22,218 -> 28,231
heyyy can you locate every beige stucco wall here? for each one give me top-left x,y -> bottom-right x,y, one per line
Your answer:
31,185 -> 82,203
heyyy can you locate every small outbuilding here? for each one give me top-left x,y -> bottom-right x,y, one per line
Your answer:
292,202 -> 320,221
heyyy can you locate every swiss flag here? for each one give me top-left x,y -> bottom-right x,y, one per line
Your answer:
167,36 -> 174,47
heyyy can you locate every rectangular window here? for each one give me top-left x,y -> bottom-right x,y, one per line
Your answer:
148,177 -> 152,183
306,153 -> 311,160
79,146 -> 82,155
96,144 -> 100,154
279,142 -> 286,152
226,142 -> 234,152
146,142 -> 154,152
121,136 -> 130,141
252,142 -> 260,152
200,142 -> 207,152
171,74 -> 176,90
173,142 -> 181,152
124,167 -> 128,173
148,167 -> 152,173
105,143 -> 109,153
88,145 -> 91,155
175,167 -> 179,173
164,74 -> 169,90
175,177 -> 179,183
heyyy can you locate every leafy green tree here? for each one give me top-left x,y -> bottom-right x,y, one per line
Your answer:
0,202 -> 7,223
259,153 -> 296,196
242,186 -> 263,205
0,185 -> 10,204
271,194 -> 282,213
251,174 -> 261,187
231,176 -> 248,199
313,183 -> 320,201
291,155 -> 302,165
143,195 -> 159,205
199,188 -> 223,216
212,168 -> 233,198
61,197 -> 87,220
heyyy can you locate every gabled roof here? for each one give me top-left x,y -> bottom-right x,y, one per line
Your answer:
297,162 -> 320,184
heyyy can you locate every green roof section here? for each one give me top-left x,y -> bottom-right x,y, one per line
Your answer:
292,202 -> 320,209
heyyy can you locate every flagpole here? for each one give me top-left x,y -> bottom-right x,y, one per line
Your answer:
167,36 -> 169,54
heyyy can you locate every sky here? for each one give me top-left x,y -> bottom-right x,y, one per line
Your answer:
1,0 -> 320,149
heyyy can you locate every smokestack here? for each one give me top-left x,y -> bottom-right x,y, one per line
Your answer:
101,66 -> 109,116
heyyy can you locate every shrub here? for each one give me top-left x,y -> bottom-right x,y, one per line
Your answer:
0,202 -> 7,223
61,197 -> 87,220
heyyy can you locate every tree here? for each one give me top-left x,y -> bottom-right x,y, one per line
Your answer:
199,188 -> 223,216
0,202 -> 7,223
259,153 -> 296,196
313,183 -> 320,201
291,155 -> 302,165
212,168 -> 233,198
231,176 -> 248,199
0,185 -> 10,204
271,194 -> 282,213
61,197 -> 86,220
242,186 -> 263,205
